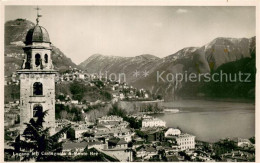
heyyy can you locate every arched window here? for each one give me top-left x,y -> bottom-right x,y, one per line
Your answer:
33,104 -> 43,118
33,82 -> 43,95
35,54 -> 41,67
44,54 -> 48,63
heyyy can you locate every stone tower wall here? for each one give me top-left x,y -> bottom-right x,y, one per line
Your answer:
19,72 -> 56,135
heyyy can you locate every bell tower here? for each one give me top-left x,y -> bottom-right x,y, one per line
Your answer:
17,7 -> 56,135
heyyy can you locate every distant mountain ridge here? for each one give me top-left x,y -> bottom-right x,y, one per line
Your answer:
80,36 -> 255,77
4,19 -> 79,76
80,36 -> 255,100
79,53 -> 160,76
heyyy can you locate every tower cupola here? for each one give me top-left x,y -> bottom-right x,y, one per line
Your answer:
21,8 -> 53,70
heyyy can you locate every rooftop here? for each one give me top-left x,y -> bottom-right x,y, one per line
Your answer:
25,25 -> 50,45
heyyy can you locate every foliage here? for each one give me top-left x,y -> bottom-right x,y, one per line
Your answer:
83,103 -> 104,113
108,103 -> 142,129
123,116 -> 142,129
56,81 -> 112,102
201,48 -> 256,100
5,110 -> 71,161
179,151 -> 191,161
135,130 -> 147,139
108,103 -> 127,117
70,81 -> 85,101
4,130 -> 13,141
139,103 -> 163,113
156,94 -> 163,100
100,90 -> 112,101
4,85 -> 20,103
57,94 -> 66,101
67,128 -> 76,140
249,137 -> 255,144
213,139 -> 238,157
55,104 -> 83,122
92,80 -> 104,89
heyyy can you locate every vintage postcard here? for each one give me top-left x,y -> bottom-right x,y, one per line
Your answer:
1,0 -> 258,162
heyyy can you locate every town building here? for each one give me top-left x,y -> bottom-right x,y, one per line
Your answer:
103,138 -> 133,162
74,126 -> 91,139
142,117 -> 166,128
164,128 -> 195,151
231,137 -> 253,147
98,115 -> 123,123
136,146 -> 158,160
165,128 -> 181,137
168,133 -> 195,151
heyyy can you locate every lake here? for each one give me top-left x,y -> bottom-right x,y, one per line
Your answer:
154,100 -> 255,143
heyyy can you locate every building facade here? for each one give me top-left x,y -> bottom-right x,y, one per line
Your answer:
142,118 -> 166,128
175,134 -> 196,150
17,19 -> 56,135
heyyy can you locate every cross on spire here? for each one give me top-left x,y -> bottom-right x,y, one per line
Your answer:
35,6 -> 42,25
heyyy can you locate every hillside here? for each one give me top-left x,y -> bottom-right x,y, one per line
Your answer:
4,19 -> 79,76
80,37 -> 256,100
198,38 -> 256,99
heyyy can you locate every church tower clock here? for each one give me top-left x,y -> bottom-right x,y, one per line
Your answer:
17,8 -> 56,135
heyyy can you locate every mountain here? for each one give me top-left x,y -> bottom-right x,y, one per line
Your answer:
80,36 -> 255,100
4,19 -> 78,76
134,37 -> 255,100
79,53 -> 160,83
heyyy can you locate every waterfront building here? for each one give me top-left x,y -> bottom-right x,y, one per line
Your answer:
142,118 -> 166,128
231,137 -> 253,147
172,133 -> 195,151
165,128 -> 181,137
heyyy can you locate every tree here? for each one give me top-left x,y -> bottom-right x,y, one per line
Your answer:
60,110 -> 68,119
6,110 -> 71,161
70,82 -> 85,101
92,80 -> 104,89
67,128 -> 76,141
249,136 -> 255,144
108,103 -> 126,117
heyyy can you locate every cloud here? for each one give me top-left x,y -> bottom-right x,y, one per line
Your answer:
176,8 -> 188,14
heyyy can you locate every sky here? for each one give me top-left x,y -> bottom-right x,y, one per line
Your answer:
5,6 -> 255,64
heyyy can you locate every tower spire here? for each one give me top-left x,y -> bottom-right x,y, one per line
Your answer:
35,6 -> 42,25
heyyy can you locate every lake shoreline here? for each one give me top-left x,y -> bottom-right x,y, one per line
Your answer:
151,100 -> 255,143
164,97 -> 255,104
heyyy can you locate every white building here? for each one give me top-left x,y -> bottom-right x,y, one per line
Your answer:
164,128 -> 195,151
119,93 -> 125,100
165,128 -> 181,137
71,100 -> 79,104
142,118 -> 166,128
231,137 -> 253,147
78,74 -> 85,80
98,115 -> 123,123
174,134 -> 195,151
